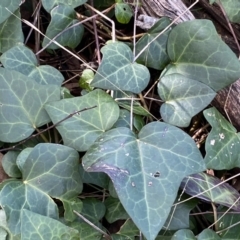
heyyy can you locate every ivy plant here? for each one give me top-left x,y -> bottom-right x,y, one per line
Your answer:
0,0 -> 240,240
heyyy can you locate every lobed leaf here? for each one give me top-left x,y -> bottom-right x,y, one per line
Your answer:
83,122 -> 205,240
42,5 -> 84,49
45,89 -> 120,152
21,209 -> 79,239
158,73 -> 216,127
166,20 -> 240,91
91,42 -> 150,94
135,17 -> 171,70
204,107 -> 240,169
0,68 -> 61,143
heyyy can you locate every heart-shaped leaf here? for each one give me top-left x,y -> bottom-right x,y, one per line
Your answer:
181,172 -> 240,211
135,17 -> 171,70
0,0 -> 22,24
45,89 -> 119,152
166,20 -> 240,91
0,143 -> 81,235
115,3 -> 133,24
42,5 -> 84,49
42,0 -> 87,13
203,107 -> 240,169
0,9 -> 23,53
21,209 -> 79,239
158,73 -> 216,127
83,122 -> 205,240
0,68 -> 61,143
220,0 -> 240,23
91,42 -> 150,94
0,45 -> 64,85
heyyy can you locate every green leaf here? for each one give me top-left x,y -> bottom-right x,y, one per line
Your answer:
203,107 -> 240,169
198,229 -> 221,240
79,69 -> 94,92
171,229 -> 196,240
113,109 -> 144,132
0,9 -> 24,53
105,197 -> 129,223
166,20 -> 240,91
218,207 -> 240,239
0,180 -> 58,235
42,0 -> 87,12
135,17 -> 171,70
21,209 -> 79,239
23,143 -> 82,199
0,143 -> 81,235
62,197 -> 83,222
164,198 -> 198,230
83,122 -> 205,240
0,0 -> 22,24
0,44 -> 64,85
0,68 -> 61,143
91,42 -> 150,94
69,221 -> 103,240
181,172 -> 240,211
45,89 -> 119,152
158,73 -> 216,127
42,5 -> 84,49
79,164 -> 109,189
2,151 -> 21,178
16,148 -> 33,172
116,219 -> 139,239
0,70 -> 60,142
81,198 -> 106,223
220,0 -> 240,23
115,3 -> 133,24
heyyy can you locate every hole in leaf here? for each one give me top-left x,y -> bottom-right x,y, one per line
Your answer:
154,171 -> 160,178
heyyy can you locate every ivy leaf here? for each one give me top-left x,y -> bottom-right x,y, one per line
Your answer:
203,107 -> 240,170
45,89 -> 119,152
0,0 -> 22,24
220,0 -> 240,23
198,229 -> 221,240
0,9 -> 24,53
0,143 -> 81,235
218,207 -> 240,239
171,229 -> 196,240
83,122 -> 205,240
62,197 -> 83,222
0,180 -> 58,235
42,0 -> 87,12
81,198 -> 106,223
164,198 -> 198,230
166,20 -> 240,91
181,172 -> 240,211
0,44 -> 64,85
116,219 -> 139,239
21,209 -> 79,239
0,68 -> 61,143
42,5 -> 84,49
91,42 -> 150,94
105,197 -> 129,223
158,73 -> 216,127
135,17 -> 171,70
115,3 -> 133,24
2,151 -> 21,178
